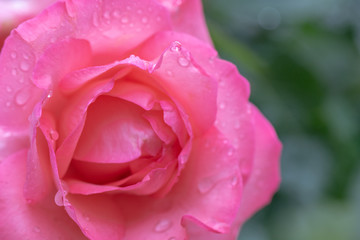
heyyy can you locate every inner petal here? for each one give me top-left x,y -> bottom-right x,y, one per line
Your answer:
73,96 -> 162,164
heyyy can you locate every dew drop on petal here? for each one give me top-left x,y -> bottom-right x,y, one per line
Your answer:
11,69 -> 17,76
54,190 -> 64,206
33,226 -> 40,233
168,237 -> 177,240
10,52 -> 17,59
166,70 -> 173,77
23,53 -> 29,60
154,219 -> 172,233
50,130 -> 59,141
170,41 -> 182,52
141,17 -> 148,24
103,11 -> 111,19
6,86 -> 12,93
20,61 -> 30,72
5,101 -> 11,107
15,87 -> 30,106
197,177 -> 215,194
112,10 -> 121,18
227,149 -> 233,156
177,56 -> 189,67
219,102 -> 226,109
121,16 -> 129,24
231,175 -> 239,187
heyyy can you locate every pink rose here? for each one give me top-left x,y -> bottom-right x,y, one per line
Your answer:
0,0 -> 56,49
0,0 -> 281,239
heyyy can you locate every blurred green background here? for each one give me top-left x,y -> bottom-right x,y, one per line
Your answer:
202,0 -> 360,239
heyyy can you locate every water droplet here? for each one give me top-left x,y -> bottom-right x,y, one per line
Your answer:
168,237 -> 177,240
156,16 -> 161,22
103,11 -> 111,19
154,219 -> 172,233
197,177 -> 215,194
170,41 -> 182,52
6,86 -> 12,93
126,6 -> 131,11
166,70 -> 173,77
5,101 -> 11,107
20,61 -> 30,71
26,199 -> 33,204
121,16 -> 129,24
234,121 -> 240,129
112,10 -> 121,18
23,53 -> 29,60
54,190 -> 64,206
19,78 -> 24,84
10,52 -> 17,59
11,68 -> 17,76
137,9 -> 143,14
15,88 -> 31,106
231,176 -> 239,186
50,37 -> 56,43
177,56 -> 189,67
50,130 -> 59,141
33,226 -> 40,233
227,149 -> 233,156
219,102 -> 226,109
141,17 -> 148,24
84,215 -> 90,221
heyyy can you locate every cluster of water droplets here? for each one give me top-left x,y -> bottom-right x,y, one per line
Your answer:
91,2 -> 163,35
4,51 -> 33,108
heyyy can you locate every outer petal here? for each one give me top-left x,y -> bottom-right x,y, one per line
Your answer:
172,0 -> 212,44
0,150 -> 86,240
0,31 -> 43,130
237,105 -> 282,227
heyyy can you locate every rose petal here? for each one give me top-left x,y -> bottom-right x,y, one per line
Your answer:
74,96 -> 162,164
65,194 -> 124,240
114,127 -> 243,239
56,79 -> 115,177
171,0 -> 213,44
0,150 -> 86,239
0,30 -> 43,130
150,41 -> 217,136
236,104 -> 282,225
65,0 -> 172,64
33,38 -> 92,89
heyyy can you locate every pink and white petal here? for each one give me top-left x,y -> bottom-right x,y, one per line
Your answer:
65,194 -> 124,240
150,42 -> 218,136
33,38 -> 92,89
236,105 -> 281,226
0,30 -> 43,130
0,150 -> 86,240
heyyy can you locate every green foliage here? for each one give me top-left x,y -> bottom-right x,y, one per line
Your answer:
203,0 -> 360,239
